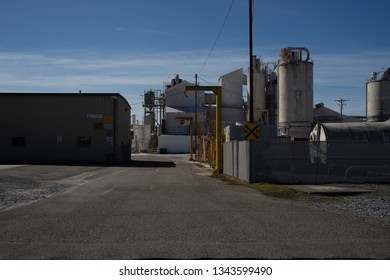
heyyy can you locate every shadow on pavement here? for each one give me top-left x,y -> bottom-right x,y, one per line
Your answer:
127,160 -> 176,168
0,158 -> 177,168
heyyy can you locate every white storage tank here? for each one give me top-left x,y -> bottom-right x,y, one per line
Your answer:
276,47 -> 313,139
366,69 -> 390,122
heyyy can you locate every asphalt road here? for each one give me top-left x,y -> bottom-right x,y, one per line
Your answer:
0,154 -> 389,259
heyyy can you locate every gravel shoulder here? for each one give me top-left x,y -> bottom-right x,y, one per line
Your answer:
0,175 -> 70,211
0,164 -> 96,212
300,183 -> 390,225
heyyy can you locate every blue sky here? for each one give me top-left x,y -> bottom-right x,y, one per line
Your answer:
1,0 -> 389,120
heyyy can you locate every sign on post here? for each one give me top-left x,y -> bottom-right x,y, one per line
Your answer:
242,122 -> 261,141
179,119 -> 190,126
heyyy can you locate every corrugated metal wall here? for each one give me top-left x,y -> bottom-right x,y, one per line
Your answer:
0,93 -> 130,163
223,140 -> 390,183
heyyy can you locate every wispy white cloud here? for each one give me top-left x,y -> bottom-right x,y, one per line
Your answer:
0,48 -> 248,90
0,48 -> 247,117
1,48 -> 389,117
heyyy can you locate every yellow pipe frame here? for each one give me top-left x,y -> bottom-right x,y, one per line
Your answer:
185,86 -> 222,173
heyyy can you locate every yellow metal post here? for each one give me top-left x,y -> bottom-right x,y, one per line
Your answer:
185,86 -> 222,173
189,118 -> 193,161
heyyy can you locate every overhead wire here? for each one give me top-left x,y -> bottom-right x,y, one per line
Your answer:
197,0 -> 236,74
197,75 -> 213,85
135,0 -> 237,118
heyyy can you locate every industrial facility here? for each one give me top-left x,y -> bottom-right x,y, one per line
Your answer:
134,48 -> 315,152
133,47 -> 317,154
0,45 -> 388,183
132,47 -> 390,183
0,93 -> 131,163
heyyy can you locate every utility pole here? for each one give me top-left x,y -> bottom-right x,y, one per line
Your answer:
334,99 -> 349,121
248,0 -> 254,123
194,74 -> 198,160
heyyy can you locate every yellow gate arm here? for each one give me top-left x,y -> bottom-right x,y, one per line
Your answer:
185,86 -> 222,173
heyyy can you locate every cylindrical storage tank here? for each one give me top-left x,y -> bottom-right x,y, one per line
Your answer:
276,47 -> 313,138
144,91 -> 155,108
366,69 -> 390,122
248,56 -> 267,122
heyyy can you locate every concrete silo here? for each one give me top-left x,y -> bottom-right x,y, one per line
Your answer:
276,47 -> 313,139
366,68 -> 390,122
247,56 -> 267,122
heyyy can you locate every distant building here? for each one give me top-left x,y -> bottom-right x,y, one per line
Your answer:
0,93 -> 131,163
158,76 -> 208,153
313,103 -> 363,123
158,73 -> 247,153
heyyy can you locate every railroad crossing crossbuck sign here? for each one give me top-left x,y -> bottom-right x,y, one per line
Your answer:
242,122 -> 261,141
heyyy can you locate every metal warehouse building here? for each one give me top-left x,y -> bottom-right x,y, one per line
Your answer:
0,93 -> 131,163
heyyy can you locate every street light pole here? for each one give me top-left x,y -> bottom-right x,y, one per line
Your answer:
194,74 -> 198,161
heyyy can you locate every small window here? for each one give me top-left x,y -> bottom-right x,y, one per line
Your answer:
12,137 -> 26,147
77,136 -> 91,147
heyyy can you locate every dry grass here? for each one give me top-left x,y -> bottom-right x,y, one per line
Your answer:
210,172 -> 338,202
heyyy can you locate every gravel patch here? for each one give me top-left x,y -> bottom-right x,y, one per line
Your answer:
302,184 -> 390,224
0,176 -> 69,211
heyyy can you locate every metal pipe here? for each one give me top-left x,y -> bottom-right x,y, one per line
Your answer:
185,86 -> 222,173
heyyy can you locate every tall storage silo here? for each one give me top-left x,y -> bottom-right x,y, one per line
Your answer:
367,69 -> 390,122
276,47 -> 313,139
247,56 -> 267,122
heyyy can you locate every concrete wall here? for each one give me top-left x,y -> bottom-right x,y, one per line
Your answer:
164,108 -> 207,135
0,93 -> 131,163
158,135 -> 194,154
223,140 -> 390,183
223,141 -> 250,181
218,69 -> 245,108
165,81 -> 205,108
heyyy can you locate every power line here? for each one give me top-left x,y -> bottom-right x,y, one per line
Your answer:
197,75 -> 213,85
197,0 -> 236,74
